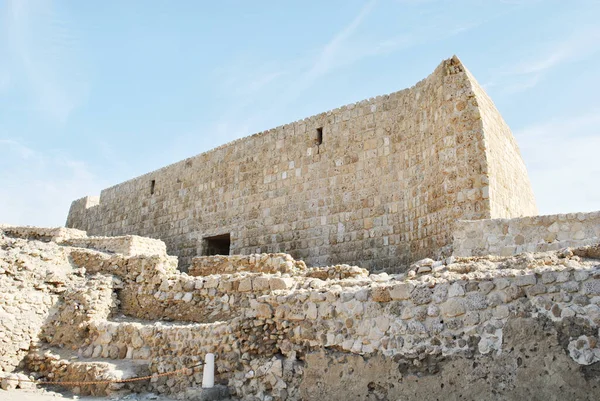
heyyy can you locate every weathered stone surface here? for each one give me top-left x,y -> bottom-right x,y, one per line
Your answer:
583,280 -> 600,295
454,211 -> 600,258
441,299 -> 466,317
371,286 -> 391,302
238,277 -> 253,292
2,225 -> 600,401
299,316 -> 600,401
411,287 -> 433,305
252,276 -> 270,291
389,283 -> 414,300
448,282 -> 465,297
269,277 -> 294,291
66,56 -> 537,272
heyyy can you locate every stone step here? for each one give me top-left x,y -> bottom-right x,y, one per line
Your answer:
25,347 -> 151,396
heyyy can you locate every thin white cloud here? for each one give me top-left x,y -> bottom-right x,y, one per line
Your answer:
0,139 -> 107,227
307,0 -> 377,78
283,0 -> 488,104
214,56 -> 289,98
516,111 -> 600,214
218,0 -> 380,108
500,73 -> 542,94
2,0 -> 88,123
510,27 -> 600,75
203,1 -> 381,142
485,25 -> 600,94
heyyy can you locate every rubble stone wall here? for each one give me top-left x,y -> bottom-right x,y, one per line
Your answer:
189,253 -> 307,276
2,228 -> 600,400
1,225 -> 167,257
0,225 -> 87,242
64,235 -> 167,257
73,244 -> 600,400
66,56 -> 537,271
454,211 -> 600,257
0,234 -> 70,372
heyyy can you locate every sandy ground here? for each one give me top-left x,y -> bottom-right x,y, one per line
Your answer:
0,388 -> 177,401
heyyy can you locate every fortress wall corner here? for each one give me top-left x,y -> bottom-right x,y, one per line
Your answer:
66,196 -> 100,232
462,65 -> 538,218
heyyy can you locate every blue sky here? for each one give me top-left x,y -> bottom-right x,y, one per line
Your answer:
1,0 -> 599,226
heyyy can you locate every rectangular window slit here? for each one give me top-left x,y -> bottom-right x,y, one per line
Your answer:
316,127 -> 323,145
150,180 -> 155,195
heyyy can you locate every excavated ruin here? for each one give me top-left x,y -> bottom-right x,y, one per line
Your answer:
1,225 -> 600,400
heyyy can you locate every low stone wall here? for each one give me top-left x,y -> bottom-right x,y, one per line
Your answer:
64,235 -> 167,257
190,253 -> 307,276
453,211 -> 600,257
69,249 -> 300,324
1,225 -> 167,257
0,225 -> 87,242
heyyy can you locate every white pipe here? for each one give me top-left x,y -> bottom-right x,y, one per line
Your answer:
202,353 -> 215,388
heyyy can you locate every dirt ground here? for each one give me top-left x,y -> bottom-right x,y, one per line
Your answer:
0,388 -> 177,401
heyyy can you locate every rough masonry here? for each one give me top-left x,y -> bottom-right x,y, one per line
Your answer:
1,226 -> 600,400
66,56 -> 538,271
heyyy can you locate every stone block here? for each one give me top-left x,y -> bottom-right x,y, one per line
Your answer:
389,283 -> 414,300
514,274 -> 536,287
238,277 -> 253,292
441,298 -> 466,317
253,276 -> 270,291
372,286 -> 391,302
269,277 -> 294,291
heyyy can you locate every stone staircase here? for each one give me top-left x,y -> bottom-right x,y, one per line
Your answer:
26,315 -> 235,398
26,347 -> 151,396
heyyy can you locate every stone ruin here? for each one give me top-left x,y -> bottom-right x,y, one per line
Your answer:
1,55 -> 600,399
1,223 -> 600,400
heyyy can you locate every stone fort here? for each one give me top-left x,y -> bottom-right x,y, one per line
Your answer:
66,56 -> 539,271
3,55 -> 600,401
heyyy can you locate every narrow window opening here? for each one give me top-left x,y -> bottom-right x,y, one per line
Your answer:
315,127 -> 323,145
203,233 -> 231,256
150,180 -> 156,195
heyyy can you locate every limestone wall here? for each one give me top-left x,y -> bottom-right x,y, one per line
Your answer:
70,242 -> 600,399
0,233 -> 73,372
64,235 -> 167,257
453,210 -> 600,257
65,196 -> 99,232
0,225 -> 87,242
1,225 -> 167,257
66,56 -> 536,272
3,229 -> 600,399
466,68 -> 538,218
189,253 -> 307,276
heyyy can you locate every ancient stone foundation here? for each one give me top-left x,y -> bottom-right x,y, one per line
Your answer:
2,225 -> 600,400
66,56 -> 537,271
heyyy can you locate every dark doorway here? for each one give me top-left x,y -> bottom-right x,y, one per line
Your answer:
203,234 -> 231,256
